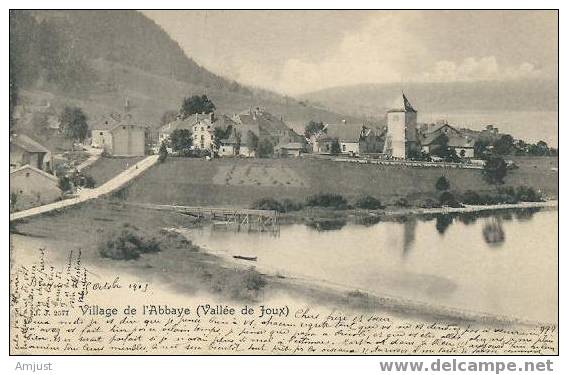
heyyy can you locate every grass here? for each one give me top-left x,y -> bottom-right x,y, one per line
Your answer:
121,157 -> 558,208
11,199 -> 268,302
82,156 -> 145,185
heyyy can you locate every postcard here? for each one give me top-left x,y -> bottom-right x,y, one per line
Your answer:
9,9 -> 558,355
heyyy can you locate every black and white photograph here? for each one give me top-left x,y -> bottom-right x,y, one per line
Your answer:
8,7 -> 559,361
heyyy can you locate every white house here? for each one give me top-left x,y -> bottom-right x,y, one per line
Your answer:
383,93 -> 418,159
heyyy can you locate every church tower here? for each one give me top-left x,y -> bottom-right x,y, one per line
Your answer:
383,93 -> 417,159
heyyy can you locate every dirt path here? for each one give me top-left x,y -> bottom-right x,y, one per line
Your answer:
10,155 -> 159,222
76,146 -> 104,171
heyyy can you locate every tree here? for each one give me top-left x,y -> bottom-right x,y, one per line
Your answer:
304,120 -> 325,138
179,95 -> 216,119
10,192 -> 18,212
158,142 -> 168,163
169,129 -> 193,154
474,139 -> 489,158
213,127 -> 232,150
160,110 -> 178,126
59,106 -> 88,142
483,156 -> 508,184
435,176 -> 450,191
257,139 -> 274,158
493,134 -> 514,155
58,176 -> 72,192
330,139 -> 341,155
245,130 -> 259,151
431,134 -> 449,157
31,112 -> 49,134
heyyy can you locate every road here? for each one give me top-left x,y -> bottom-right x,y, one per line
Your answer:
76,146 -> 103,171
10,155 -> 159,222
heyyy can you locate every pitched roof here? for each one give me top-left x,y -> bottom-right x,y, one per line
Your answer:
221,129 -> 239,145
420,125 -> 474,148
108,114 -> 149,132
232,108 -> 289,138
275,142 -> 305,150
324,124 -> 366,142
10,134 -> 50,154
10,164 -> 59,183
193,114 -> 237,133
159,117 -> 194,134
91,113 -> 123,130
388,93 -> 417,113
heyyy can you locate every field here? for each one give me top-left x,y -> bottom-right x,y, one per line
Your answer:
121,156 -> 558,208
82,156 -> 145,186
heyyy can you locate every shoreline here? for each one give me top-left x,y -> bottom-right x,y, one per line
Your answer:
380,199 -> 558,216
281,199 -> 558,223
178,234 -> 555,328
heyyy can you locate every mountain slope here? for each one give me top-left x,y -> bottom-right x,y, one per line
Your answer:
10,10 -> 361,140
300,80 -> 558,119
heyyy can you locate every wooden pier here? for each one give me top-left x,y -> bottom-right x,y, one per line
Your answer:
130,203 -> 280,233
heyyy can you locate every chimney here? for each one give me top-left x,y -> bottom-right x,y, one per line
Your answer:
124,97 -> 130,113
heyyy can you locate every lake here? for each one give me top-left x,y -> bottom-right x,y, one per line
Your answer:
183,208 -> 558,323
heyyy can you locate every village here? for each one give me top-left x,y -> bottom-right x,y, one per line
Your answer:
11,91 -> 539,213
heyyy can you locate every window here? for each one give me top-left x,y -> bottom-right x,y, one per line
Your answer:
342,144 -> 346,151
25,172 -> 30,177
99,132 -> 104,135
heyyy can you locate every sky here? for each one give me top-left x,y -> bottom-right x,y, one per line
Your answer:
143,10 -> 558,96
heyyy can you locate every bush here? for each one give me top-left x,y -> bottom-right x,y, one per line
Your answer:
242,268 -> 267,291
158,143 -> 168,163
305,193 -> 348,209
355,195 -> 383,210
251,198 -> 284,212
419,198 -> 441,209
435,176 -> 450,191
515,186 -> 543,202
394,197 -> 410,207
483,156 -> 508,184
251,198 -> 303,213
99,229 -> 161,260
461,190 -> 482,205
439,191 -> 462,208
58,176 -> 72,192
305,217 -> 347,231
83,174 -> 96,188
281,198 -> 303,212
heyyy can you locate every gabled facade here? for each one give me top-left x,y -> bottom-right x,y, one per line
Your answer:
9,134 -> 53,172
10,165 -> 61,211
311,123 -> 382,156
419,123 -> 475,158
91,114 -> 149,157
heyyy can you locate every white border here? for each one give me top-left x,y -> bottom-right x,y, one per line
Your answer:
1,2 -> 563,374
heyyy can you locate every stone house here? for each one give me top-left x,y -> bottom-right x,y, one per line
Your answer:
10,165 -> 61,211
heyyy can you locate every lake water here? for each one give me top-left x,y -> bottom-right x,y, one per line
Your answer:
183,209 -> 558,323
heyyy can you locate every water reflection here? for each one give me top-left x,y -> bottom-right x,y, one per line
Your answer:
482,218 -> 506,247
402,219 -> 417,256
185,208 -> 557,322
305,218 -> 347,231
435,215 -> 453,235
